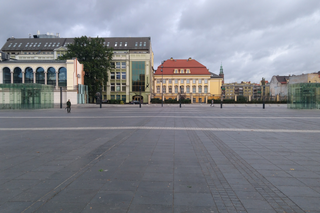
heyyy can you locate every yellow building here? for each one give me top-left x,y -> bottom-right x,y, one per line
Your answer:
153,58 -> 223,103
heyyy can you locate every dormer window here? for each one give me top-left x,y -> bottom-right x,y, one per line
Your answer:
119,42 -> 122,46
186,69 -> 190,73
174,69 -> 178,73
125,42 -> 127,46
180,69 -> 184,73
107,42 -> 110,47
115,42 -> 117,47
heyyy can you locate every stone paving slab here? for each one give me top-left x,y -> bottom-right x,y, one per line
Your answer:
0,105 -> 319,212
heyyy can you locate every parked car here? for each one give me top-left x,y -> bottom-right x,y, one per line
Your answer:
130,100 -> 141,104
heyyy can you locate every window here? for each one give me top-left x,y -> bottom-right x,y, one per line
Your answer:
169,79 -> 172,84
186,87 -> 190,93
135,42 -> 138,46
204,86 -> 208,93
3,67 -> 11,83
157,86 -> 160,93
180,69 -> 184,73
119,42 -> 122,46
187,79 -> 190,83
111,83 -> 115,91
163,86 -> 166,93
163,79 -> 166,84
111,72 -> 115,79
125,42 -> 127,46
116,95 -> 120,100
143,42 -> 146,46
36,67 -> 45,84
116,62 -> 120,68
181,79 -> 184,83
116,72 -> 120,79
122,72 -> 126,79
139,42 -> 142,46
174,69 -> 178,73
193,79 -> 196,83
199,79 -> 202,83
157,79 -> 160,83
122,83 -> 126,91
25,67 -> 33,83
110,62 -> 115,68
107,42 -> 110,47
193,86 -> 196,93
121,62 -> 126,69
175,86 -> 178,93
122,95 -> 126,102
111,95 -> 115,100
13,67 -> 22,83
181,87 -> 184,93
198,86 -> 202,93
175,79 -> 178,84
186,69 -> 190,73
47,67 -> 56,85
169,87 -> 172,93
204,79 -> 208,83
115,42 -> 117,47
58,67 -> 67,86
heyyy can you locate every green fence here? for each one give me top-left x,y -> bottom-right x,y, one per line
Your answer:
0,83 -> 54,109
288,83 -> 320,109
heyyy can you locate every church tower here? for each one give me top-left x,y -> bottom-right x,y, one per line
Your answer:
219,63 -> 224,84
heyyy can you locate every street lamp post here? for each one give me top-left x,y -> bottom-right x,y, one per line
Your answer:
220,86 -> 223,108
139,86 -> 141,108
161,64 -> 163,107
263,85 -> 265,109
179,86 -> 181,108
100,86 -> 102,108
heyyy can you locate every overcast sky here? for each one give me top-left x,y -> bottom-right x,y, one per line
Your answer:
1,0 -> 320,83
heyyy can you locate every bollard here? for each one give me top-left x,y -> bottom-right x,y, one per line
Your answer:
220,103 -> 223,108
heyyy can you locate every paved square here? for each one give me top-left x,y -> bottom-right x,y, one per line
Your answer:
0,104 -> 320,212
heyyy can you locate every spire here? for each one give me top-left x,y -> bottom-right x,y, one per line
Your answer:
220,62 -> 223,74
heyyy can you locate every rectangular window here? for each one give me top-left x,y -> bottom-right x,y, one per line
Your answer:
135,42 -> 138,46
157,86 -> 160,93
180,69 -> 184,73
187,79 -> 190,83
199,87 -> 202,93
116,72 -> 120,79
125,42 -> 127,46
111,95 -> 115,99
132,61 -> 145,92
169,79 -> 172,84
175,87 -> 178,93
163,87 -> 166,93
122,83 -> 126,91
169,87 -> 172,93
121,62 -> 126,69
193,98 -> 196,103
163,79 -> 166,83
119,42 -> 122,46
122,72 -> 126,79
204,87 -> 208,93
157,79 -> 160,83
193,79 -> 196,83
181,87 -> 184,93
115,42 -> 117,47
187,87 -> 190,93
181,79 -> 184,83
116,83 -> 120,91
193,87 -> 196,93
116,95 -> 120,100
199,79 -> 202,83
116,62 -> 120,68
204,79 -> 208,83
174,69 -> 178,73
175,79 -> 178,84
111,72 -> 115,79
111,83 -> 115,91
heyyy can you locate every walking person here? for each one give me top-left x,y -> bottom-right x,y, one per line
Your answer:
66,99 -> 71,113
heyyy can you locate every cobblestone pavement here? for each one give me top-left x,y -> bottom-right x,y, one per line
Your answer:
0,105 -> 319,212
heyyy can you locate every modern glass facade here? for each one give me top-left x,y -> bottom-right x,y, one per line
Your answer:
132,61 -> 145,92
288,83 -> 320,109
0,83 -> 54,109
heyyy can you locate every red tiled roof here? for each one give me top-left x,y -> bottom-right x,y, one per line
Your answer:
154,59 -> 210,75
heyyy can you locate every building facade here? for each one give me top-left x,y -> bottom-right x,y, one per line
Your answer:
222,82 -> 270,101
0,58 -> 86,104
1,32 -> 154,103
153,58 -> 223,103
269,75 -> 289,99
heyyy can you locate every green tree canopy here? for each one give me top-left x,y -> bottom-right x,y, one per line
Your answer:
58,36 -> 113,100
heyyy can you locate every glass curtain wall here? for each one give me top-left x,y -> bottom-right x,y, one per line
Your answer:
132,61 -> 145,92
288,83 -> 320,109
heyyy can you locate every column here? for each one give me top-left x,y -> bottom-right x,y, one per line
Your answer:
22,71 -> 25,84
33,71 -> 36,83
160,82 -> 163,93
154,79 -> 157,93
191,94 -> 193,103
184,79 -> 186,93
190,79 -> 193,93
178,79 -> 181,93
56,71 -> 59,89
202,79 -> 204,94
166,79 -> 169,94
208,78 -> 211,94
11,71 -> 13,84
44,71 -> 47,85
196,79 -> 198,93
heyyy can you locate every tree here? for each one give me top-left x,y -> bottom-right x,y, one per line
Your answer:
58,36 -> 113,102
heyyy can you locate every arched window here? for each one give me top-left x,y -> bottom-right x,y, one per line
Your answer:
198,86 -> 202,93
204,86 -> 208,93
3,67 -> 11,83
47,67 -> 56,85
25,67 -> 33,83
58,67 -> 67,86
36,67 -> 45,84
13,67 -> 22,83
